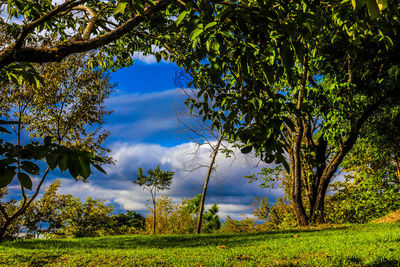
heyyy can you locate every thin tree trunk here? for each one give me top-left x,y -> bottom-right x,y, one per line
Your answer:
195,134 -> 223,234
394,158 -> 400,184
152,194 -> 156,235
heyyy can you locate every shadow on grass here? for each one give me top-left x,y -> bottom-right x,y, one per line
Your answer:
1,226 -> 351,250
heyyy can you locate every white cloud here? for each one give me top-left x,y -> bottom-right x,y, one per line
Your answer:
50,141 -> 282,220
132,52 -> 158,64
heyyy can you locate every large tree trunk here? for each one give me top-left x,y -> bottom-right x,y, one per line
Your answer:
290,124 -> 309,226
195,134 -> 223,234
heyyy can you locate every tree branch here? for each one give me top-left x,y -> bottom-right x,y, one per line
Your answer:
0,0 -> 171,68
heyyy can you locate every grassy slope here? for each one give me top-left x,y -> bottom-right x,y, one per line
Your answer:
0,223 -> 399,266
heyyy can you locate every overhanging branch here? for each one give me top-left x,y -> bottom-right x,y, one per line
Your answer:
0,0 -> 171,68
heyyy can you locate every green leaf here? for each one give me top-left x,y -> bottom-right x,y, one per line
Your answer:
204,22 -> 217,30
155,53 -> 162,62
20,161 -> 40,175
114,1 -> 128,15
190,28 -> 204,41
352,0 -> 367,9
176,10 -> 189,26
92,163 -> 106,174
78,156 -> 91,180
44,136 -> 52,146
0,169 -> 15,188
280,44 -> 294,72
17,172 -> 32,190
46,155 -> 58,169
241,146 -> 253,154
376,0 -> 387,11
58,155 -> 68,171
367,0 -> 379,19
67,157 -> 79,179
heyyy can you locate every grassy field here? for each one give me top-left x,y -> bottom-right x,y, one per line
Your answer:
0,223 -> 399,266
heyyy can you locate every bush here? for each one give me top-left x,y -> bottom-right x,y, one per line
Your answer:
144,195 -> 221,234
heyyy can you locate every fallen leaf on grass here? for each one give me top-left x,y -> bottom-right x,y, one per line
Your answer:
219,246 -> 226,249
236,254 -> 247,260
291,235 -> 301,238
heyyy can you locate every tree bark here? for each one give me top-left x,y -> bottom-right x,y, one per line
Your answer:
290,52 -> 309,226
152,193 -> 156,235
195,134 -> 223,234
394,158 -> 400,184
291,122 -> 309,226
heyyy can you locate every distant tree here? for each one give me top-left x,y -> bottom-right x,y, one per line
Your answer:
23,180 -> 73,238
113,210 -> 145,231
55,196 -> 114,238
186,194 -> 220,233
144,194 -> 220,234
133,166 -> 173,235
202,203 -> 220,233
0,191 -> 22,241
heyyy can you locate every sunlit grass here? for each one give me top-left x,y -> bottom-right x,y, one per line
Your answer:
0,223 -> 399,266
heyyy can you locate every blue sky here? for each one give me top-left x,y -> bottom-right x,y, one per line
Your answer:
8,55 -> 283,220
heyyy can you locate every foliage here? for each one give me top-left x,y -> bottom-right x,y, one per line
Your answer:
54,196 -> 115,238
134,166 -> 174,194
172,0 -> 400,225
144,195 -> 220,234
0,52 -> 112,241
0,200 -> 22,241
251,197 -> 296,229
23,180 -> 74,238
187,194 -> 221,233
326,177 -> 400,224
324,106 -> 400,224
220,216 -> 258,234
112,211 -> 145,233
202,203 -> 221,233
20,180 -> 115,238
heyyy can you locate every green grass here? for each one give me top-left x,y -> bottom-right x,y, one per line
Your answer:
0,223 -> 399,266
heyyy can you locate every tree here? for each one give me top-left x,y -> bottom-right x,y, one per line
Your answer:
56,196 -> 115,238
0,0 -> 393,229
113,211 -> 145,231
0,53 -> 113,241
23,180 -> 73,238
176,102 -> 225,234
186,194 -> 220,233
143,194 -> 220,234
324,109 -> 400,223
133,165 -> 173,235
0,0 -> 177,70
172,0 -> 399,225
